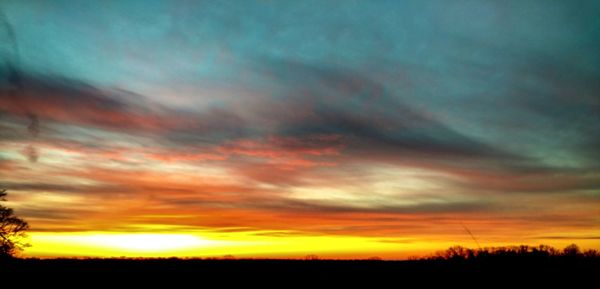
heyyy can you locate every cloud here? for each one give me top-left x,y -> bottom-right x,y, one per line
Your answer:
0,66 -> 514,180
1,63 -> 592,183
27,113 -> 39,136
22,145 -> 37,162
2,65 -> 598,226
536,236 -> 600,240
0,72 -> 176,131
238,197 -> 492,215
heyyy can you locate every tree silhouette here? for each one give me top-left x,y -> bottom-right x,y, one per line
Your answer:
429,244 -> 597,261
0,189 -> 29,258
304,254 -> 320,260
563,244 -> 581,257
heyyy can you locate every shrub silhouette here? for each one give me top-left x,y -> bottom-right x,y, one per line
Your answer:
0,189 -> 29,258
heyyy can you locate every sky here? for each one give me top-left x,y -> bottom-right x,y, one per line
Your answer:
0,0 -> 599,259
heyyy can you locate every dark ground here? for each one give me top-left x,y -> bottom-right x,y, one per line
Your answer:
2,257 -> 598,286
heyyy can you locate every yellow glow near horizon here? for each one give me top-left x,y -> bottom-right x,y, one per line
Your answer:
25,231 -> 441,259
62,233 -> 217,252
23,230 -> 600,259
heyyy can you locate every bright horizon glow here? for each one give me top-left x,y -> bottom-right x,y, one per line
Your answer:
24,230 -> 600,259
53,233 -> 217,252
26,231 -> 438,259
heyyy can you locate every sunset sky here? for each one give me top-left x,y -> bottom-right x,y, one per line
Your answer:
0,0 -> 599,259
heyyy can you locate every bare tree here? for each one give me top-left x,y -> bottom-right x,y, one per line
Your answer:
0,189 -> 29,258
304,254 -> 320,261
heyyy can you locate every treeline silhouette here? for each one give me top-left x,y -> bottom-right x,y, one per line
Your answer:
3,244 -> 598,285
429,243 -> 599,261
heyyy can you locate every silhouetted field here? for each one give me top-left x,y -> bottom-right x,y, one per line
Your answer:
3,245 -> 599,285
